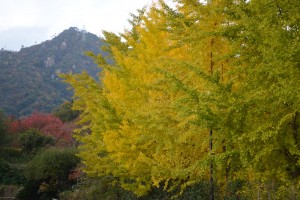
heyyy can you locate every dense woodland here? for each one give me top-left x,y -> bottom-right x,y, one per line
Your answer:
1,0 -> 300,199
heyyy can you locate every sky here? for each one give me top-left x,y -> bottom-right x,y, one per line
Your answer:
0,0 -> 160,51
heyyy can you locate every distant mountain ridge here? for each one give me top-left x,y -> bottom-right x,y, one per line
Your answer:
0,27 -> 104,117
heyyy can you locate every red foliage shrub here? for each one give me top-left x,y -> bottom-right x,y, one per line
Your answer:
8,113 -> 75,146
8,119 -> 25,134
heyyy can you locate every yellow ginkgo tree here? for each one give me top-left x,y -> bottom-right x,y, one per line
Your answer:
62,0 -> 300,198
62,0 -> 232,196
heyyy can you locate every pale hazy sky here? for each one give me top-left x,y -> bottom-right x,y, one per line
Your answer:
0,0 -> 160,51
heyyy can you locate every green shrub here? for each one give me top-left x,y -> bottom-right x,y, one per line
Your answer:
59,177 -> 137,200
19,129 -> 55,153
19,147 -> 79,200
0,157 -> 25,185
25,148 -> 79,182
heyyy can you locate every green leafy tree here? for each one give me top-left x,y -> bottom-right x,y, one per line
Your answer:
19,129 -> 55,153
18,148 -> 80,200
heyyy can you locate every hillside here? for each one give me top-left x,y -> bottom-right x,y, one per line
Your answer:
0,27 -> 104,117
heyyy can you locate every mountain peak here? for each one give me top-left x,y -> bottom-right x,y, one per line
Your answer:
0,27 -> 104,117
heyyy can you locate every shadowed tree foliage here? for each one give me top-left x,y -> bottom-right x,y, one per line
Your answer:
52,101 -> 80,122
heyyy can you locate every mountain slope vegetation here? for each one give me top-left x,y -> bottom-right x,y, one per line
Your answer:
0,27 -> 104,117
